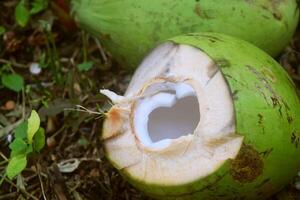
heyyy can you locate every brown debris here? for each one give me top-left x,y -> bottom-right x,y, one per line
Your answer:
48,164 -> 71,200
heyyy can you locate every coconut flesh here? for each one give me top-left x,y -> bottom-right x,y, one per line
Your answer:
101,42 -> 243,186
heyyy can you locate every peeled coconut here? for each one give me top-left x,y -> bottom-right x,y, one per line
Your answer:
100,32 -> 300,199
72,0 -> 299,69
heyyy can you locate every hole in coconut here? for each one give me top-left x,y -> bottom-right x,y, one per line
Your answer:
148,95 -> 200,142
134,82 -> 200,149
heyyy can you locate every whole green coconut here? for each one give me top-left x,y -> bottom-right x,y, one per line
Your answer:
72,0 -> 299,69
100,32 -> 300,199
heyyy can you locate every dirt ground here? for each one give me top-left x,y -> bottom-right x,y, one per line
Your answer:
0,1 -> 300,200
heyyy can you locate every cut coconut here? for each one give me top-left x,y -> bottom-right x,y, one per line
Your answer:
101,43 -> 243,185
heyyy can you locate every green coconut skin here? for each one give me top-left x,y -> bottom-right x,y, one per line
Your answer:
71,0 -> 299,69
103,33 -> 300,199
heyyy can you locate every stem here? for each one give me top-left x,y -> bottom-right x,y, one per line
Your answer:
43,25 -> 61,83
94,37 -> 108,63
36,164 -> 47,200
82,31 -> 87,62
0,152 -> 8,161
0,59 -> 27,68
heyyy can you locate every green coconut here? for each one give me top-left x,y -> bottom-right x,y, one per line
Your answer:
71,0 -> 299,69
100,32 -> 300,199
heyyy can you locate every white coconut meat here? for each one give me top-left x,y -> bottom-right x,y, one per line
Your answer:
101,42 -> 243,186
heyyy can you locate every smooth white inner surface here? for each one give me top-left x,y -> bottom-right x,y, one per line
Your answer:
148,95 -> 199,142
134,83 -> 199,149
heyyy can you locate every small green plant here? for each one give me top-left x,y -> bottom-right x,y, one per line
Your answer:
15,0 -> 30,27
77,32 -> 94,72
38,20 -> 64,83
1,73 -> 24,92
77,61 -> 94,72
5,110 -> 45,180
0,64 -> 24,92
15,0 -> 48,27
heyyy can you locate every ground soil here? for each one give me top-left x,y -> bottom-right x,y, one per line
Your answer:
0,1 -> 300,199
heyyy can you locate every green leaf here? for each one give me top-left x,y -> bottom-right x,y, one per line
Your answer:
14,121 -> 28,139
0,26 -> 5,36
6,155 -> 27,179
1,74 -> 24,92
77,61 -> 94,72
33,127 -> 45,152
26,144 -> 33,154
27,110 -> 40,144
9,139 -> 28,156
15,0 -> 30,27
30,0 -> 48,14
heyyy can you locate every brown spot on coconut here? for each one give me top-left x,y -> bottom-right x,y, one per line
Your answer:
230,144 -> 264,183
